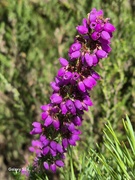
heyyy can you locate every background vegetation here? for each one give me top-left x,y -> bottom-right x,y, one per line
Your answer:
0,0 -> 135,179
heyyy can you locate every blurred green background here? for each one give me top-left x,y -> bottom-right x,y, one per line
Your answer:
0,0 -> 135,179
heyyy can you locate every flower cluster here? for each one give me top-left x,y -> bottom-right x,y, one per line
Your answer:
29,8 -> 115,172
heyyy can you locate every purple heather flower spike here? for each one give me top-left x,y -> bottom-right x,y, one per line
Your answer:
50,164 -> 56,172
43,162 -> 49,170
55,160 -> 64,167
59,57 -> 68,67
85,53 -> 93,67
44,116 -> 53,127
78,81 -> 86,92
101,31 -> 111,40
91,32 -> 100,40
76,25 -> 88,34
50,93 -> 62,104
104,22 -> 116,32
96,49 -> 107,59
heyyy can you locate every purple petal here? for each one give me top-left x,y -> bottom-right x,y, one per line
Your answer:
50,148 -> 57,156
59,57 -> 68,67
57,67 -> 66,77
50,141 -> 57,151
50,93 -> 62,104
43,146 -> 50,155
55,160 -> 64,167
74,100 -> 83,110
68,123 -> 75,132
78,81 -> 86,92
73,116 -> 82,126
50,82 -> 60,92
90,22 -> 97,29
70,51 -> 81,59
32,122 -> 41,128
44,116 -> 53,127
85,53 -> 93,67
92,54 -> 99,66
96,49 -> 107,59
101,31 -> 111,40
60,102 -> 68,114
76,25 -> 88,34
70,42 -> 81,52
91,32 -> 100,40
43,162 -> 49,170
50,164 -> 56,172
41,112 -> 48,120
104,22 -> 116,32
82,18 -> 87,27
91,70 -> 100,80
63,71 -> 72,80
62,138 -> 68,149
101,44 -> 111,53
53,119 -> 60,130
57,144 -> 63,153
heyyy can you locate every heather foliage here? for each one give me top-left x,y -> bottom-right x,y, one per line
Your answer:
0,0 -> 135,180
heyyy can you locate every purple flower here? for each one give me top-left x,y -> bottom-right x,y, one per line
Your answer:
73,116 -> 82,126
91,32 -> 100,40
60,102 -> 68,114
96,49 -> 107,59
30,122 -> 42,135
85,53 -> 93,67
78,81 -> 86,92
70,51 -> 81,59
90,22 -> 97,29
44,116 -> 53,127
101,31 -> 111,41
104,22 -> 116,32
50,163 -> 56,172
43,162 -> 49,170
66,99 -> 76,115
70,42 -> 81,52
76,25 -> 88,34
55,160 -> 64,167
59,57 -> 68,67
74,99 -> 83,110
50,82 -> 60,92
50,93 -> 62,104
